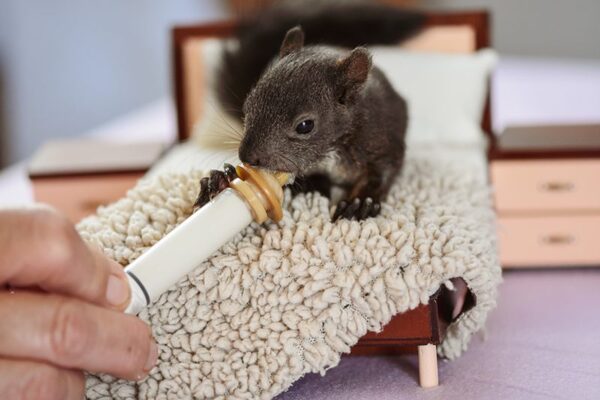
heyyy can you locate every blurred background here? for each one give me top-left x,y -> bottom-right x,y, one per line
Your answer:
1,0 -> 599,167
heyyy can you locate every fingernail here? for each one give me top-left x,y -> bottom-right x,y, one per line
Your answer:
106,274 -> 130,307
144,341 -> 158,372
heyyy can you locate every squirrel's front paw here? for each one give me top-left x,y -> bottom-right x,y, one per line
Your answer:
332,197 -> 381,222
193,163 -> 238,210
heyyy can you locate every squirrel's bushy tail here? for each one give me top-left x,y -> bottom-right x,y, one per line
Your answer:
216,2 -> 425,120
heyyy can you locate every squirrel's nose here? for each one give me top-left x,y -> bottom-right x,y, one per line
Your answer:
246,154 -> 261,166
239,147 -> 261,166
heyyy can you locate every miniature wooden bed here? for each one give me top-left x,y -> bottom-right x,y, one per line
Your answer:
170,9 -> 492,388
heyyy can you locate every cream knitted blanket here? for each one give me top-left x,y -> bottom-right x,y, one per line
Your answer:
78,149 -> 501,399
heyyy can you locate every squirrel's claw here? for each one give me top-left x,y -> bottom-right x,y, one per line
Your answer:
208,169 -> 230,198
332,197 -> 380,222
193,177 -> 211,210
223,163 -> 238,182
193,164 -> 239,211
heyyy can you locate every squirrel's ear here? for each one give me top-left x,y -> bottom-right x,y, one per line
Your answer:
337,47 -> 372,102
280,26 -> 305,58
338,47 -> 372,87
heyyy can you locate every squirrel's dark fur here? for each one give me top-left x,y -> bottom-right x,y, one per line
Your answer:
218,2 -> 424,121
199,3 -> 425,220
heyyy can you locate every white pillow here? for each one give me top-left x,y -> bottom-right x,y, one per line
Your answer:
369,47 -> 498,145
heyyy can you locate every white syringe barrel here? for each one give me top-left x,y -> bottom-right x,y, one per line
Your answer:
123,165 -> 288,315
124,188 -> 253,315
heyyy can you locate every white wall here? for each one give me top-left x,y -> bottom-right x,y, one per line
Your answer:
422,0 -> 600,60
0,0 -> 227,166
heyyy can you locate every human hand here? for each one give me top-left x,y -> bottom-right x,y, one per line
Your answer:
0,208 -> 158,399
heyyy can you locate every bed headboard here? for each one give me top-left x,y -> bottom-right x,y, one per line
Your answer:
172,10 -> 492,143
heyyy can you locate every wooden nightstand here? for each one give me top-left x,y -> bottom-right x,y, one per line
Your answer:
490,124 -> 600,268
28,139 -> 167,223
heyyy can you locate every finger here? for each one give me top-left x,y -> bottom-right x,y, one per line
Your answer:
0,208 -> 131,310
332,200 -> 348,221
194,177 -> 211,209
0,358 -> 84,400
223,163 -> 238,181
208,169 -> 229,198
88,245 -> 132,310
357,197 -> 373,220
0,291 -> 158,380
370,202 -> 381,217
343,198 -> 361,220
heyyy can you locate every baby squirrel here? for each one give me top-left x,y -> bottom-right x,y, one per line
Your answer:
195,4 -> 424,221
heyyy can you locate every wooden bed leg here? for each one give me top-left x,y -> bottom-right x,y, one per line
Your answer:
418,344 -> 439,388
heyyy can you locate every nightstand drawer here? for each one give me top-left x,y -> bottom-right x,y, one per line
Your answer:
498,215 -> 600,268
32,173 -> 143,223
491,159 -> 600,213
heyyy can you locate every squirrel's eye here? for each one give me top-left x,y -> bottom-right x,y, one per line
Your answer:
295,119 -> 314,135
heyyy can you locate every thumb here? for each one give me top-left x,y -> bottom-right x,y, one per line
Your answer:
0,208 -> 131,310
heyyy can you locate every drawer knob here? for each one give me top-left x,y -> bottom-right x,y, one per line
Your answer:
539,181 -> 574,192
541,234 -> 575,245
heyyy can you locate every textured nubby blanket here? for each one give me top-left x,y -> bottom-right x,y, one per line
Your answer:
78,150 -> 501,399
